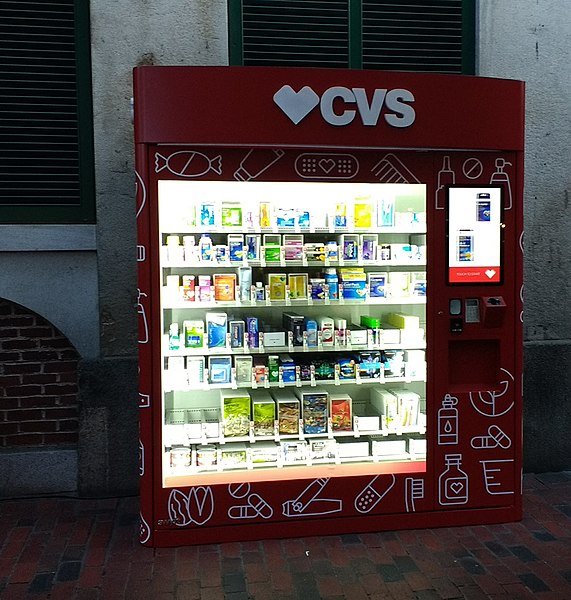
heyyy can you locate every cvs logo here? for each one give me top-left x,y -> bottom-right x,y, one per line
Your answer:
273,84 -> 415,128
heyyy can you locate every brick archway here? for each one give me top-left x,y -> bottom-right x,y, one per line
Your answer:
0,299 -> 79,448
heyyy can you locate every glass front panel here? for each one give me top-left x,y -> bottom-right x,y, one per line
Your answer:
158,180 -> 427,487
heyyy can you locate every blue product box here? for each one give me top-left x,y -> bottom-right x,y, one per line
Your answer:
247,316 -> 259,348
280,356 -> 296,383
209,356 -> 232,384
369,273 -> 387,298
206,313 -> 227,348
342,280 -> 367,300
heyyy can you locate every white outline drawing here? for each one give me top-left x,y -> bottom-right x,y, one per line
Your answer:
462,157 -> 484,180
155,150 -> 222,178
294,153 -> 359,180
139,439 -> 144,476
139,512 -> 151,544
519,230 -> 524,253
227,482 -> 274,520
138,392 -> 150,408
469,368 -> 515,417
438,453 -> 469,506
490,158 -> 513,209
405,477 -> 425,512
372,153 -> 421,184
437,394 -> 459,445
273,85 -> 320,125
137,245 -> 146,262
519,283 -> 524,323
435,155 -> 455,209
234,148 -> 285,181
471,425 -> 512,450
135,170 -> 146,218
354,474 -> 396,513
282,478 -> 342,517
137,289 -> 149,344
168,487 -> 215,527
481,459 -> 515,495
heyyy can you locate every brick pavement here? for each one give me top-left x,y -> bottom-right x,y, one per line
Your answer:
1,472 -> 570,599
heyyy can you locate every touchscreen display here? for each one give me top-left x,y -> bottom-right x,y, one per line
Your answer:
447,186 -> 502,284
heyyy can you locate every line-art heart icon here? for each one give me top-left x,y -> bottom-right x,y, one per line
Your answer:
273,85 -> 319,124
318,158 -> 336,173
450,482 -> 464,494
485,269 -> 496,279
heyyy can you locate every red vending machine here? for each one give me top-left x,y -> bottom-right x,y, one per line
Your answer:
134,67 -> 524,547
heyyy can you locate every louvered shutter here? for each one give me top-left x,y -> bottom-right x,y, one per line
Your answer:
0,0 -> 93,222
240,0 -> 350,68
231,0 -> 473,75
363,1 -> 465,73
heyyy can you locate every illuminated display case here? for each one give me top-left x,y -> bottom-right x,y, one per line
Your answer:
134,67 -> 524,547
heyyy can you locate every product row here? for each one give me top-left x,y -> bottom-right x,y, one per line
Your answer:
166,434 -> 427,474
164,386 -> 426,443
165,311 -> 425,353
160,195 -> 426,231
163,349 -> 426,390
163,268 -> 426,305
162,233 -> 426,266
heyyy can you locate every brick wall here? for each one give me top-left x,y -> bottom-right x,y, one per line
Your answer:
0,299 -> 79,448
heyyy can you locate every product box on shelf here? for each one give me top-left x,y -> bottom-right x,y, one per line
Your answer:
267,355 -> 279,383
371,436 -> 407,457
234,355 -> 253,385
386,312 -> 420,330
247,316 -> 259,348
337,440 -> 370,458
329,394 -> 353,432
358,351 -> 382,379
380,327 -> 401,345
407,436 -> 427,456
228,235 -> 245,263
354,413 -> 380,432
272,390 -> 300,435
263,234 -> 281,262
410,271 -> 427,296
392,390 -> 421,427
348,325 -> 368,346
283,234 -> 304,260
268,273 -> 287,300
186,356 -> 205,386
383,350 -> 405,378
370,388 -> 399,431
221,202 -> 242,227
360,234 -> 377,261
208,356 -> 232,384
387,272 -> 410,297
368,272 -> 388,298
288,273 -> 308,300
281,440 -> 307,463
262,330 -> 287,348
213,274 -> 237,302
184,408 -> 203,440
338,357 -> 356,380
295,387 -> 328,435
377,197 -> 395,227
279,355 -> 296,383
169,446 -> 192,470
251,441 -> 279,464
245,234 -> 261,261
229,320 -> 245,348
283,312 -> 305,346
339,235 -> 360,261
221,390 -> 251,437
220,443 -> 248,468
308,439 -> 337,461
206,312 -> 228,348
353,200 -> 374,228
251,390 -> 276,436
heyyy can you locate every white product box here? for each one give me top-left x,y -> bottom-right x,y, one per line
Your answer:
370,388 -> 399,431
308,439 -> 337,461
371,437 -> 407,457
348,326 -> 368,346
262,331 -> 286,347
184,408 -> 203,439
251,441 -> 279,464
163,424 -> 188,447
354,415 -> 380,432
220,443 -> 248,468
380,327 -> 401,345
390,390 -> 421,427
202,408 -> 220,438
408,437 -> 427,455
281,440 -> 307,463
337,440 -> 369,458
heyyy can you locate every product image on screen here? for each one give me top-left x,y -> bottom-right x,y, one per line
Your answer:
447,187 -> 502,283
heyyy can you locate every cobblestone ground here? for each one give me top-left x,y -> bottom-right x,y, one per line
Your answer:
1,472 -> 570,599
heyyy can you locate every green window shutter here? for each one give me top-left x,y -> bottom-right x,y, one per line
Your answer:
228,0 -> 475,75
0,0 -> 95,224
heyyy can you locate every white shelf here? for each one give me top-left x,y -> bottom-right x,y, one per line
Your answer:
162,259 -> 426,270
162,226 -> 426,236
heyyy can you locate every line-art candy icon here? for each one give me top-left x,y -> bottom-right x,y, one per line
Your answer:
354,474 -> 396,513
155,150 -> 222,178
469,368 -> 515,417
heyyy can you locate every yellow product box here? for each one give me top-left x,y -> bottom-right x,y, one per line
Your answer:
288,273 -> 308,299
268,273 -> 287,300
353,199 -> 374,228
386,312 -> 420,330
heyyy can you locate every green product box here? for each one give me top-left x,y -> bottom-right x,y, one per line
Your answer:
251,391 -> 276,436
221,390 -> 251,437
360,315 -> 382,329
268,355 -> 280,383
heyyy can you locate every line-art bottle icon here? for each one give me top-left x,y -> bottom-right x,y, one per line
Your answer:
438,394 -> 459,445
439,454 -> 469,506
490,158 -> 512,209
435,155 -> 455,209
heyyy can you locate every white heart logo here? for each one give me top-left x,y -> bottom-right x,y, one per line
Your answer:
273,85 -> 319,124
485,269 -> 496,279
